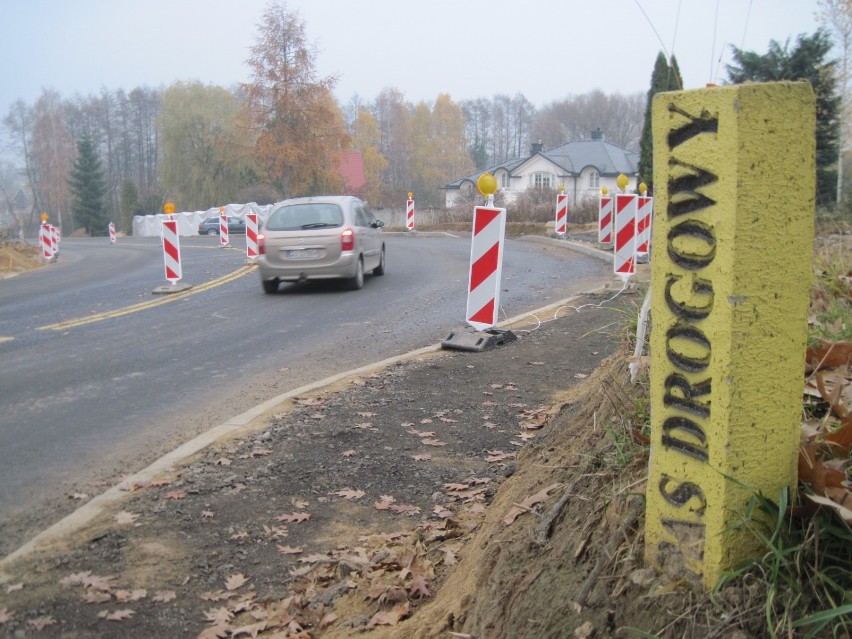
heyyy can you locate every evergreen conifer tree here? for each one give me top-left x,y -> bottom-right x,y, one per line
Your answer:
638,52 -> 682,191
69,135 -> 108,235
727,29 -> 840,207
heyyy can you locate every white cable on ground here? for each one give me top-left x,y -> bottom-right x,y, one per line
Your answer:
509,278 -> 631,335
629,283 -> 653,383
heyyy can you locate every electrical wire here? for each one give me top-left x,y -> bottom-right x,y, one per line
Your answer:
506,277 -> 630,335
710,0 -> 721,84
632,0 -> 670,60
632,0 -> 683,89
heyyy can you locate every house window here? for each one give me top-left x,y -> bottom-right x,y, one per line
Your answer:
531,172 -> 554,189
589,170 -> 600,189
499,172 -> 510,188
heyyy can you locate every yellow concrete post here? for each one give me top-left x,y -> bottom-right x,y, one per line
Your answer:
644,82 -> 815,588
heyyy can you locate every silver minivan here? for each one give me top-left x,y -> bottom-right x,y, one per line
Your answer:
257,196 -> 385,293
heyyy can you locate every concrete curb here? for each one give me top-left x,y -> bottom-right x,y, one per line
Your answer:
515,235 -> 613,263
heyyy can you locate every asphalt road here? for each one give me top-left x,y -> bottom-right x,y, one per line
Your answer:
0,233 -> 612,555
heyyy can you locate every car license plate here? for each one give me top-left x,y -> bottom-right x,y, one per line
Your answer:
285,249 -> 320,259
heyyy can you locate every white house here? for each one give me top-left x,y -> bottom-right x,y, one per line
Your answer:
443,131 -> 640,208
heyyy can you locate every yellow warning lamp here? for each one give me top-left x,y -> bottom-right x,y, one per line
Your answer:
163,201 -> 175,215
476,172 -> 497,197
40,212 -> 48,223
408,192 -> 413,199
616,173 -> 629,192
558,184 -> 565,194
639,182 -> 648,195
600,186 -> 608,195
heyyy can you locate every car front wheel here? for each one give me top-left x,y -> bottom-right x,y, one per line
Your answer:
206,228 -> 218,236
346,258 -> 364,290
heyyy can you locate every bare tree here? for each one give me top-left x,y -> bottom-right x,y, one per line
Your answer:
371,87 -> 411,205
29,90 -> 74,231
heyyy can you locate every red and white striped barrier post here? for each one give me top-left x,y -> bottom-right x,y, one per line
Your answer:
245,212 -> 259,260
39,222 -> 53,261
598,187 -> 613,244
109,222 -> 116,244
161,216 -> 182,284
614,192 -> 638,279
50,224 -> 60,255
636,190 -> 653,257
466,174 -> 506,330
406,193 -> 415,231
219,208 -> 229,247
554,189 -> 567,236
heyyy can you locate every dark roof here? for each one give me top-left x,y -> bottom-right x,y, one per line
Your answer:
443,139 -> 638,189
542,140 -> 638,176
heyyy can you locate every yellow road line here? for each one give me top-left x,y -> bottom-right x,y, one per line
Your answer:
0,337 -> 13,344
38,264 -> 257,331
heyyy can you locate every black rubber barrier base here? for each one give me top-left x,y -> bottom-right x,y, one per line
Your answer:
441,327 -> 518,352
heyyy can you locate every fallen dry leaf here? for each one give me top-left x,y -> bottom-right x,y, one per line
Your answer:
368,602 -> 410,627
296,397 -> 325,407
275,512 -> 311,523
82,591 -> 111,605
204,606 -> 234,624
98,609 -> 135,621
5,583 -> 22,594
262,524 -> 289,538
201,510 -> 215,519
342,449 -> 356,457
409,575 -> 431,598
152,590 -> 177,603
0,608 -> 11,624
406,428 -> 435,437
230,620 -> 269,637
486,450 -> 515,462
276,545 -> 304,555
81,574 -> 115,592
199,624 -> 230,639
199,590 -> 230,602
421,438 -> 448,447
225,574 -> 250,591
27,616 -> 56,631
334,488 -> 366,500
807,493 -> 852,524
163,490 -> 187,500
412,453 -> 432,461
390,503 -> 421,516
503,483 -> 565,525
60,571 -> 92,588
114,511 -> 139,525
114,589 -> 146,602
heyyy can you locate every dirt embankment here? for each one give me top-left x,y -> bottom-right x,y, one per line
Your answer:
0,241 -> 43,278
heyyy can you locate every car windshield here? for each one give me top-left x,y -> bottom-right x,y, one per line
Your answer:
265,203 -> 344,231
